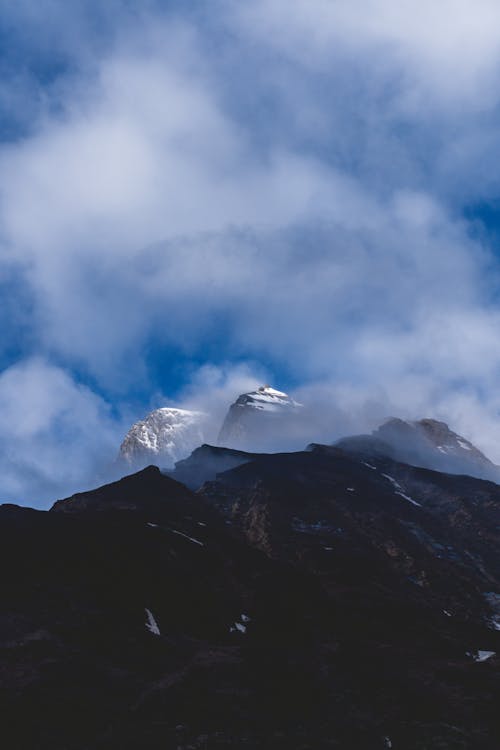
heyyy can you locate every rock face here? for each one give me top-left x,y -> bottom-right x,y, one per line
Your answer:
218,385 -> 302,451
1,443 -> 499,748
336,417 -> 500,482
118,407 -> 206,469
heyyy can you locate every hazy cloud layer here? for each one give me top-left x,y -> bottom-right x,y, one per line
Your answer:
0,358 -> 122,503
3,2 -> 500,504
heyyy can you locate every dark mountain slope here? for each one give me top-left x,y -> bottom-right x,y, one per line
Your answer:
0,446 -> 499,749
205,444 -> 500,623
52,464 -> 194,514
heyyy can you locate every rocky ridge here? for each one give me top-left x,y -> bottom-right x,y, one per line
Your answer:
1,439 -> 499,748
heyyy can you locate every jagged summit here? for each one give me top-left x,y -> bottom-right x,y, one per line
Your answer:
118,407 -> 207,469
336,416 -> 499,481
217,384 -> 302,450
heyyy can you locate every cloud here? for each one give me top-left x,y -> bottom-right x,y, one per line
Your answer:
2,2 -> 500,502
0,358 -> 124,506
175,361 -> 270,441
230,0 -> 500,106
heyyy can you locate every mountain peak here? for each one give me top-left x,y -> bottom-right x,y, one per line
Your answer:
337,416 -> 497,481
217,384 -> 302,450
234,384 -> 300,409
375,417 -> 492,464
118,407 -> 207,469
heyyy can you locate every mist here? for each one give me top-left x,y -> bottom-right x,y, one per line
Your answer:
3,2 -> 500,505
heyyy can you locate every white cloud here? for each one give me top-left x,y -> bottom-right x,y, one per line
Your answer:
0,358 -> 124,505
176,361 -> 270,441
2,3 -> 500,501
230,0 -> 500,108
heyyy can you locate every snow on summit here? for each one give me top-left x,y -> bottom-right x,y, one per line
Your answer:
117,385 -> 302,472
218,385 -> 302,450
119,407 -> 207,469
236,385 -> 301,412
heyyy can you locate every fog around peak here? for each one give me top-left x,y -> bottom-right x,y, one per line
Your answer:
3,2 -> 500,503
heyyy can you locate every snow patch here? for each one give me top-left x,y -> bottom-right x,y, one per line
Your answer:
230,614 -> 250,633
467,650 -> 496,662
381,473 -> 422,507
475,650 -> 496,662
145,608 -> 161,636
169,528 -> 204,546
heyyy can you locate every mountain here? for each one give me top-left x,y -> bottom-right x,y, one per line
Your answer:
336,417 -> 500,482
116,385 -> 300,470
118,407 -> 207,469
218,385 -> 302,450
1,443 -> 499,748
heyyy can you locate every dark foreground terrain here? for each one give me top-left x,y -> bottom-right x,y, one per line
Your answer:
1,443 -> 499,748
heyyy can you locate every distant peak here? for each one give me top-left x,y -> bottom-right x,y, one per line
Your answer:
217,384 -> 302,450
118,407 -> 208,469
372,416 -> 495,474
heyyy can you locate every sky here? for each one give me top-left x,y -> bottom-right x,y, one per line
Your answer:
3,1 -> 500,505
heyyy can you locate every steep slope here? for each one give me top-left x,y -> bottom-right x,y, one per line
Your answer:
218,385 -> 302,450
203,444 -> 500,623
118,407 -> 207,469
1,446 -> 499,748
336,417 -> 500,482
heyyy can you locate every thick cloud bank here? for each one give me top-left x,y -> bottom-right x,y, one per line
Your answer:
3,1 -> 500,504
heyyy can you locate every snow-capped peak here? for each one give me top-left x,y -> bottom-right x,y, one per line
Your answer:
119,407 -> 207,469
217,385 -> 302,449
234,385 -> 301,412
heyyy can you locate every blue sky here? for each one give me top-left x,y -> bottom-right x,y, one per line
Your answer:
3,1 -> 500,504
